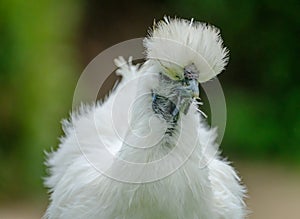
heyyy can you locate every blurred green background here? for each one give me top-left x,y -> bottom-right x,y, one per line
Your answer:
0,0 -> 299,218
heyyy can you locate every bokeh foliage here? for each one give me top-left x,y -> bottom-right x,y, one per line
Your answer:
0,0 -> 82,198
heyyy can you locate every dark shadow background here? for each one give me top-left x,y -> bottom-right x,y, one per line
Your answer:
0,0 -> 299,218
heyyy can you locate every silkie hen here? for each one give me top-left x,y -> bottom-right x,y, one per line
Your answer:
44,17 -> 246,219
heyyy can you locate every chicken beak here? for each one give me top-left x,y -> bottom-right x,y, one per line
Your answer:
190,79 -> 199,98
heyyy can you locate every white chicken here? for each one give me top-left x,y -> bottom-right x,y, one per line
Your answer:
44,17 -> 246,219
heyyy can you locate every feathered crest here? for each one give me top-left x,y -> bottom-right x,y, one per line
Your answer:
144,17 -> 229,82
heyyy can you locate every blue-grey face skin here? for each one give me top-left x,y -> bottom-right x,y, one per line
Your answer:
152,63 -> 200,127
181,77 -> 199,99
173,63 -> 200,115
182,63 -> 200,98
173,77 -> 199,117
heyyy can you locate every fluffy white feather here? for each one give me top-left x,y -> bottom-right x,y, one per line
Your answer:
44,17 -> 246,219
144,17 -> 229,82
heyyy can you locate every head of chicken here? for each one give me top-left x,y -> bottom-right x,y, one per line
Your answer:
145,17 -> 228,130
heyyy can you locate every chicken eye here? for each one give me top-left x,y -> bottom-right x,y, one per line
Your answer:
182,79 -> 190,86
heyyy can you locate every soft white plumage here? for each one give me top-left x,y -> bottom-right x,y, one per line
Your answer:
44,17 -> 246,219
144,17 -> 229,82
